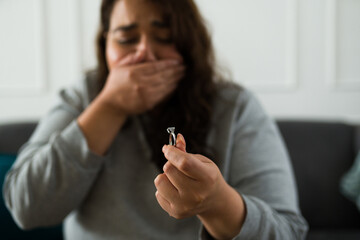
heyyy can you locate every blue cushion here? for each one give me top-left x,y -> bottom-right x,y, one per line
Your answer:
0,154 -> 63,240
340,151 -> 360,211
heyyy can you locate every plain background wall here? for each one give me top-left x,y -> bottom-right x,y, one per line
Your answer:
0,0 -> 359,123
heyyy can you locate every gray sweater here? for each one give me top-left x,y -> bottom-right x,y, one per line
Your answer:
3,74 -> 308,239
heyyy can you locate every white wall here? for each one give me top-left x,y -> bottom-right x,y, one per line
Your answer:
0,0 -> 359,123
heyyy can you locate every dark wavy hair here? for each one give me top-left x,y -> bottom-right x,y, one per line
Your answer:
95,0 -> 219,170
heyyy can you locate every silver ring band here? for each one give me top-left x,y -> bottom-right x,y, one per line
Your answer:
167,127 -> 176,146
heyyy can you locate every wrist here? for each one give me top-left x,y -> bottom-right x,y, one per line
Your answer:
197,178 -> 246,240
96,91 -> 128,119
198,177 -> 231,219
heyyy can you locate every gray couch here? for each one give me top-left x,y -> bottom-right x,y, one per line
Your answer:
1,121 -> 360,239
278,121 -> 360,239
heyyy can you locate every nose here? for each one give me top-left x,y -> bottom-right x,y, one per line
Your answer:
134,35 -> 157,63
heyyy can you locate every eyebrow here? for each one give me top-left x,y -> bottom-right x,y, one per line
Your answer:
113,23 -> 138,32
112,20 -> 169,33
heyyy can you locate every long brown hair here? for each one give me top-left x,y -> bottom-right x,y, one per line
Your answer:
95,0 -> 219,170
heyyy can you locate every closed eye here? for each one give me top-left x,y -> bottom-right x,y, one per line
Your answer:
117,38 -> 139,45
155,37 -> 173,44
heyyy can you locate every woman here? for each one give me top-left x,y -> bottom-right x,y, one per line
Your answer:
3,0 -> 308,239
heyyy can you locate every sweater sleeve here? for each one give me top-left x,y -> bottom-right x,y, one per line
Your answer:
229,90 -> 308,239
3,79 -> 107,230
199,88 -> 308,240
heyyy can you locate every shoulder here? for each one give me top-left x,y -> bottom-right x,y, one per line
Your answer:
83,70 -> 102,103
56,70 -> 100,112
213,81 -> 266,123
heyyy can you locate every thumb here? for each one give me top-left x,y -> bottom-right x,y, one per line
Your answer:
176,133 -> 186,152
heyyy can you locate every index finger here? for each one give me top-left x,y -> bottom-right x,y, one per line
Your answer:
140,59 -> 181,74
162,145 -> 199,179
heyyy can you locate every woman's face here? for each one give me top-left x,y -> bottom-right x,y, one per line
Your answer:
106,0 -> 183,70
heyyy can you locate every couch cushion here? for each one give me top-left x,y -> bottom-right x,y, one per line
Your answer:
277,121 -> 360,230
0,122 -> 37,155
307,229 -> 360,240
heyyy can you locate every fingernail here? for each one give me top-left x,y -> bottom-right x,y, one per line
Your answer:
154,175 -> 159,184
177,133 -> 184,140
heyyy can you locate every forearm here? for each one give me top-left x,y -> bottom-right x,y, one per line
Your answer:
77,93 -> 127,156
197,181 -> 246,240
4,121 -> 105,229
235,195 -> 308,240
